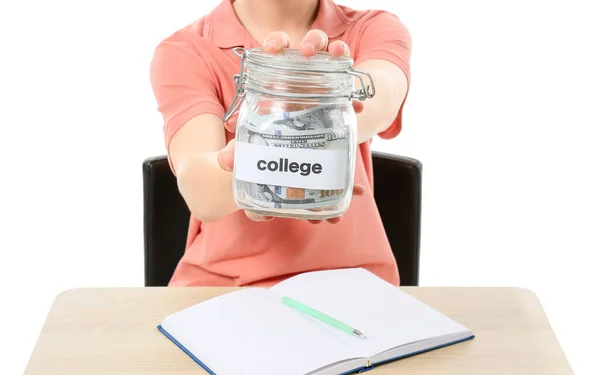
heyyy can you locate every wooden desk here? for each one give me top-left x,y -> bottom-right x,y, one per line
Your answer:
24,287 -> 573,374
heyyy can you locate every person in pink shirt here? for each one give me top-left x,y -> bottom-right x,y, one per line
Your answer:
149,0 -> 411,287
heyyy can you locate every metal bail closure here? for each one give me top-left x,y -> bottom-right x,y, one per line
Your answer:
222,47 -> 247,123
347,67 -> 376,101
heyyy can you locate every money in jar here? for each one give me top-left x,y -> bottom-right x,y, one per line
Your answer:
222,47 -> 375,220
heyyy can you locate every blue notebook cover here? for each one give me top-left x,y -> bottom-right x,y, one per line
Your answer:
157,324 -> 474,375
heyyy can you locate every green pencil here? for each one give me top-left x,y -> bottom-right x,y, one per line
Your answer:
281,296 -> 367,339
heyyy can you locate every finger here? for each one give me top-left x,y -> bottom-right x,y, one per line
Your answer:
224,112 -> 238,133
263,31 -> 291,53
216,139 -> 236,172
307,219 -> 322,225
352,100 -> 364,114
328,40 -> 350,58
245,210 -> 274,222
352,184 -> 366,197
299,29 -> 328,56
326,216 -> 343,224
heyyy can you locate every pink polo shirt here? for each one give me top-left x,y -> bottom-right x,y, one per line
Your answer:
150,0 -> 412,287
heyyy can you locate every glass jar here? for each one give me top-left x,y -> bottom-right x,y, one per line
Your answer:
223,47 -> 375,220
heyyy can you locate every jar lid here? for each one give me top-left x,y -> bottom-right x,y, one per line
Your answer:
221,47 -> 376,122
244,48 -> 353,72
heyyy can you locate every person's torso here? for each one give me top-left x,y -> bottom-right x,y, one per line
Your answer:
170,2 -> 400,287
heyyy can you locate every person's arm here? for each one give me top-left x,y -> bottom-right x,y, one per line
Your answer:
150,32 -> 241,223
353,59 -> 408,143
150,32 -> 362,224
352,11 -> 412,143
266,12 -> 411,144
168,114 -> 238,223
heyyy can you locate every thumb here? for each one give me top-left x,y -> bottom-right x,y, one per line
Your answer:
224,113 -> 238,134
352,100 -> 364,114
217,139 -> 236,171
352,184 -> 366,197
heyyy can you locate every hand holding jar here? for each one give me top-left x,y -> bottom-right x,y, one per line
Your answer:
219,29 -> 375,223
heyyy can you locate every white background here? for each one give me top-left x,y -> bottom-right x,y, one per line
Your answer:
1,0 -> 598,373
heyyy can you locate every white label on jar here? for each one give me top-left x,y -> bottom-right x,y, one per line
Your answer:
234,142 -> 348,190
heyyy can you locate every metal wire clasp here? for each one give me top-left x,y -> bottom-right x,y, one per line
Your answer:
222,47 -> 247,123
348,68 -> 376,101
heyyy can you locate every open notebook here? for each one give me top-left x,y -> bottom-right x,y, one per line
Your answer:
158,268 -> 474,375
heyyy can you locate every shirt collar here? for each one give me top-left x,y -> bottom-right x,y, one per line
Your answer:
209,0 -> 347,49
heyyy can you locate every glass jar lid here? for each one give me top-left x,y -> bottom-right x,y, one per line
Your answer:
222,47 -> 376,122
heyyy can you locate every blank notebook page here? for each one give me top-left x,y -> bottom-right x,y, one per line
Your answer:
160,288 -> 362,375
269,268 -> 471,357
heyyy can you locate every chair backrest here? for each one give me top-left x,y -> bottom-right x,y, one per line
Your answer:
143,151 -> 421,286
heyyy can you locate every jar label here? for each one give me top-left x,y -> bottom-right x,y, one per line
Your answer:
234,142 -> 348,190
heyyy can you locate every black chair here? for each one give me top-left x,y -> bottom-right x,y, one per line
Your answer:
143,152 -> 422,287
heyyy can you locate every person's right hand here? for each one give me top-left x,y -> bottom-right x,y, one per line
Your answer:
217,139 -> 365,224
